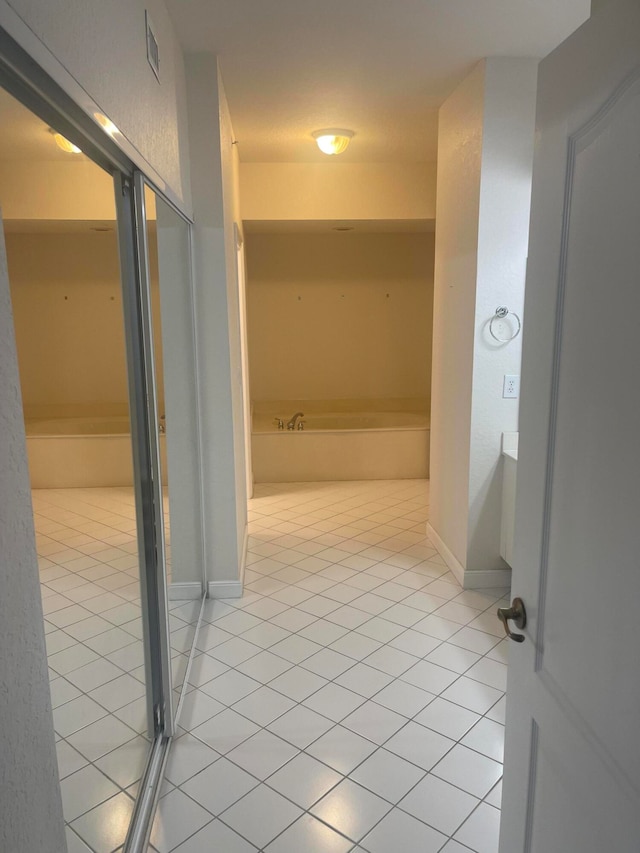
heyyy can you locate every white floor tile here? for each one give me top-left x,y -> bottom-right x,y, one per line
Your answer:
264,813 -> 353,853
200,669 -> 261,705
220,785 -> 303,850
440,677 -> 504,715
341,701 -> 406,745
384,721 -> 455,771
311,778 -> 391,843
60,765 -> 120,821
360,806 -> 448,853
454,803 -> 501,853
268,665 -> 328,701
226,729 -> 299,779
461,718 -> 505,763
432,744 -> 503,799
302,682 -> 366,722
306,725 -> 378,775
270,634 -> 323,663
191,708 -> 260,754
53,694 -> 108,737
238,649 -> 296,682
171,819 -> 257,852
372,679 -> 435,718
70,792 -> 134,853
363,645 -> 419,676
67,715 -> 138,762
350,748 -> 425,803
267,703 -> 334,748
330,631 -> 383,662
163,733 -> 220,786
334,662 -> 393,698
232,685 -> 296,727
150,788 -> 212,852
56,740 -> 89,779
400,772 -> 479,836
181,756 -> 258,815
266,752 -> 342,808
414,697 -> 481,741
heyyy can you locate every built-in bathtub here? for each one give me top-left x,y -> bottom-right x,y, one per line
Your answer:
25,416 -> 167,488
251,404 -> 430,483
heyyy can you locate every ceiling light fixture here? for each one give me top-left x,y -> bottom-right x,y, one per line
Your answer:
50,129 -> 81,154
313,128 -> 354,155
94,113 -> 120,137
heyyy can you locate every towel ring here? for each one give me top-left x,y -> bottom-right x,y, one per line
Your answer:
489,306 -> 521,343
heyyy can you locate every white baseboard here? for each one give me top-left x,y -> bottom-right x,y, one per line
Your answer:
240,523 -> 248,587
207,580 -> 243,599
426,523 -> 465,587
205,524 -> 249,600
426,523 -> 511,590
168,582 -> 203,600
461,568 -> 512,590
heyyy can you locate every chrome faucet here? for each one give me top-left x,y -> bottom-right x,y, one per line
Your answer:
287,411 -> 304,430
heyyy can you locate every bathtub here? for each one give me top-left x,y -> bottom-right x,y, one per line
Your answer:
25,416 -> 167,488
251,407 -> 430,483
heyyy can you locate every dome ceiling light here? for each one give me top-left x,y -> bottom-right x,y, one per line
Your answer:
312,128 -> 354,155
50,129 -> 81,154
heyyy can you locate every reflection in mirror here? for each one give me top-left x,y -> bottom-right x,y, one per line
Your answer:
0,86 -> 152,847
143,185 -> 204,715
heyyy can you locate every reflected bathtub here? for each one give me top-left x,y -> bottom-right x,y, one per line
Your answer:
252,408 -> 430,483
25,416 -> 167,488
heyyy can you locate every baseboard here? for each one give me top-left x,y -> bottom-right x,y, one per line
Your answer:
205,525 -> 248,600
426,523 -> 511,590
240,523 -> 248,587
426,523 -> 465,587
461,568 -> 512,590
168,582 -> 203,600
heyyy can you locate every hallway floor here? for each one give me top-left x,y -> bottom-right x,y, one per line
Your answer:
152,480 -> 508,853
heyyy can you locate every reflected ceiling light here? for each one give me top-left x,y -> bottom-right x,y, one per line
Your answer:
50,129 -> 81,154
312,128 -> 354,155
94,112 -> 120,136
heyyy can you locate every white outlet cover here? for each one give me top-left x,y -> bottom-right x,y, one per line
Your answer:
503,374 -> 520,398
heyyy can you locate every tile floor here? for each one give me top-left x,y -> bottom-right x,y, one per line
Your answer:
151,479 -> 509,853
34,487 -> 199,852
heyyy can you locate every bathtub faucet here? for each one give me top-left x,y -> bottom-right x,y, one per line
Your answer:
287,412 -> 304,430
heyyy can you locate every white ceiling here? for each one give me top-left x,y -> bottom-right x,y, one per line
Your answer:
165,0 -> 591,163
244,219 -> 435,235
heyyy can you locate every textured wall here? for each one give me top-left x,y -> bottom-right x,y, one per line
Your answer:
430,58 -> 537,579
185,55 -> 247,590
241,162 -> 436,222
0,214 -> 65,851
246,232 -> 434,404
7,230 -> 162,419
2,0 -> 191,207
430,62 -> 484,569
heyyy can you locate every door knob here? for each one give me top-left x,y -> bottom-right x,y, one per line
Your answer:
497,597 -> 526,643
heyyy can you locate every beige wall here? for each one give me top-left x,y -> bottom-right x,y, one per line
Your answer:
7,230 -> 161,419
246,232 -> 434,404
241,162 -> 436,223
429,58 -> 537,585
1,0 -> 192,209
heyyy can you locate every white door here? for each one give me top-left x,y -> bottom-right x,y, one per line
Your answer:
500,1 -> 640,851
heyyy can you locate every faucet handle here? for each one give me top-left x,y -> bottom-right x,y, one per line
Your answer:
297,421 -> 306,431
274,418 -> 284,430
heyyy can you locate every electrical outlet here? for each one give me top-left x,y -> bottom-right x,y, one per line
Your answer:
503,375 -> 520,399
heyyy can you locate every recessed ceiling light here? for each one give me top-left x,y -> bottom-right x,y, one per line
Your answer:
50,129 -> 81,154
313,128 -> 354,155
332,225 -> 354,232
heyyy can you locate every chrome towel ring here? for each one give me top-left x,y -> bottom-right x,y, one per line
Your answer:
489,306 -> 521,343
